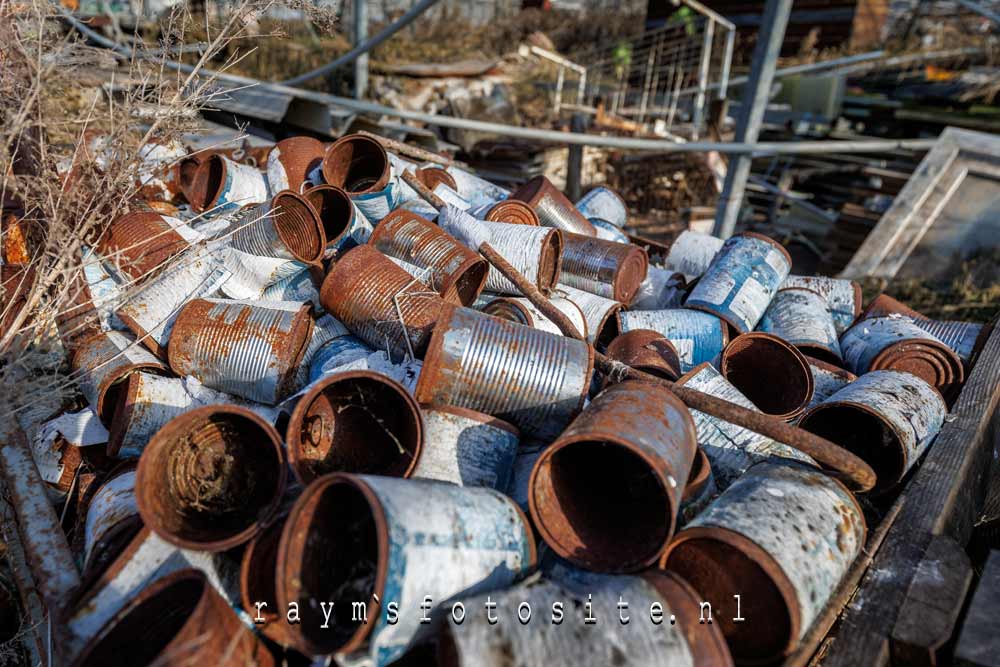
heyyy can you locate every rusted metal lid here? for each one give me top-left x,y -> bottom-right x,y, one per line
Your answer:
484,199 -> 540,226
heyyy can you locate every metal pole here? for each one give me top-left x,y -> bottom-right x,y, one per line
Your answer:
719,26 -> 736,100
353,0 -> 368,99
555,65 -> 565,115
713,0 -> 793,238
692,18 -> 715,138
566,113 -> 585,202
956,0 -> 1000,25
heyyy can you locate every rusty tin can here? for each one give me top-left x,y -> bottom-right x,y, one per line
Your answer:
224,191 -> 325,264
840,315 -> 964,399
416,305 -> 594,441
556,285 -> 624,346
782,275 -> 862,336
759,287 -> 843,363
472,219 -> 562,295
415,166 -> 457,192
679,447 -> 716,525
189,154 -> 270,214
239,512 -> 294,645
266,136 -> 327,193
134,139 -> 187,203
605,329 -> 682,381
662,461 -> 866,664
319,244 -> 451,361
510,175 -> 596,236
135,405 -> 287,551
304,184 -> 373,256
530,380 -> 697,572
82,464 -> 139,574
674,362 -> 816,491
321,134 -> 391,196
720,332 -> 815,421
484,199 -> 540,226
665,230 -> 724,281
105,372 -> 191,459
286,370 -> 423,484
799,369 -> 946,494
369,209 -> 489,306
483,294 -> 588,339
559,232 -> 648,304
575,186 -> 628,229
71,568 -> 275,667
292,313 -> 352,387
96,211 -> 198,281
71,330 -> 168,423
686,232 -> 792,334
617,309 -> 728,372
446,165 -> 511,209
804,356 -> 857,411
168,299 -> 313,405
276,473 -> 536,663
413,405 -> 520,489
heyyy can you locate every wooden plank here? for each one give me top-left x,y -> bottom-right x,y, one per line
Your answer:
954,551 -> 1000,667
821,323 -> 1000,666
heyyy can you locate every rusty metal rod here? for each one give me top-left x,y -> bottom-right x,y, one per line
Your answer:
360,131 -> 465,168
405,165 -> 877,492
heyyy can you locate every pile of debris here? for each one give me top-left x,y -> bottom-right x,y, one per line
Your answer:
0,129 -> 993,666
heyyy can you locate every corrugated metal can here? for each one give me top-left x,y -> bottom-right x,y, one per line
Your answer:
416,305 -> 594,441
415,166 -> 457,192
71,330 -> 168,423
759,287 -> 843,363
804,356 -> 856,411
276,473 -> 536,664
529,380 -> 697,572
167,299 -> 313,405
590,217 -> 631,244
304,184 -> 373,256
412,405 -> 520,489
71,568 -> 275,667
135,405 -> 287,551
474,220 -> 562,295
106,372 -> 191,459
665,230 -> 724,280
720,332 -> 814,421
266,136 -> 327,193
662,461 -> 866,664
840,315 -> 964,399
286,370 -> 423,484
224,190 -> 325,264
321,134 -> 391,196
617,308 -> 728,372
560,231 -> 648,304
575,186 -> 628,229
319,244 -> 451,361
605,329 -> 682,381
369,209 -> 489,306
799,369 -> 946,494
439,569 -> 732,667
446,165 -> 511,209
82,464 -> 139,574
96,211 -> 197,281
483,199 -> 540,226
674,362 -> 816,491
686,232 -> 792,333
510,175 -> 597,236
482,295 -> 588,339
555,284 -> 623,346
189,154 -> 269,214
781,275 -> 861,336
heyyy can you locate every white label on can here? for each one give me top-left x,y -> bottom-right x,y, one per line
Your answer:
673,338 -> 695,367
763,247 -> 786,275
731,276 -> 769,325
162,216 -> 204,244
696,273 -> 735,306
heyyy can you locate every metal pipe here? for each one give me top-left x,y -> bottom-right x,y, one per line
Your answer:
353,0 -> 368,99
692,18 -> 715,137
714,0 -> 793,238
719,25 -> 736,100
956,0 -> 1000,25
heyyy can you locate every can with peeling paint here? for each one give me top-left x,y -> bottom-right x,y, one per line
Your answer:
71,330 -> 168,423
446,165 -> 511,209
781,275 -> 861,336
759,287 -> 842,364
290,313 -> 351,387
665,230 -> 724,280
804,356 -> 856,411
799,369 -> 946,494
529,380 -> 697,572
662,461 -> 866,664
617,309 -> 728,372
286,370 -> 423,484
483,199 -> 539,226
135,139 -> 187,203
605,329 -> 682,381
686,232 -> 792,333
96,211 -> 199,281
276,473 -> 535,664
416,305 -> 593,441
304,184 -> 373,256
136,405 -> 287,551
189,154 -> 269,214
674,362 -> 816,491
369,209 -> 489,306
412,405 -> 519,490
590,217 -> 631,244
721,332 -> 814,421
415,166 -> 457,192
168,299 -> 313,405
483,294 -> 588,339
463,219 -> 562,296
239,512 -> 293,645
266,136 -> 327,193
319,244 -> 451,361
575,186 -> 628,229
630,267 -> 687,311
223,191 -> 325,264
559,232 -> 648,304
510,175 -> 596,236
840,315 -> 964,399
106,372 -> 190,459
555,284 -> 623,346
82,464 -> 139,575
307,334 -> 374,383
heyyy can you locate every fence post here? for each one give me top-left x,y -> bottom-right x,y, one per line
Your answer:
566,113 -> 586,202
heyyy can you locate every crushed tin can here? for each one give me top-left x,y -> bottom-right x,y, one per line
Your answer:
720,332 -> 814,422
96,211 -> 200,282
29,408 -> 110,499
276,473 -> 535,663
369,209 -> 489,306
781,275 -> 862,336
135,405 -> 287,551
304,184 -> 373,256
412,405 -> 520,489
804,356 -> 857,411
605,329 -> 682,382
662,461 -> 866,664
559,232 -> 648,304
416,305 -> 594,441
223,190 -> 325,264
71,330 -> 168,423
483,199 -> 540,226
575,186 -> 628,229
319,244 -> 451,361
286,370 -> 423,484
482,294 -> 588,339
529,380 -> 697,572
759,287 -> 843,364
686,232 -> 792,334
168,299 -> 314,405
799,369 -> 946,494
665,230 -> 724,281
840,315 -> 965,399
617,309 -> 729,372
510,175 -> 596,236
266,135 -> 328,193
189,154 -> 270,214
555,284 -> 624,346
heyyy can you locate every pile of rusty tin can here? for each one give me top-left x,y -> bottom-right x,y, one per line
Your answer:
10,131 -> 993,667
